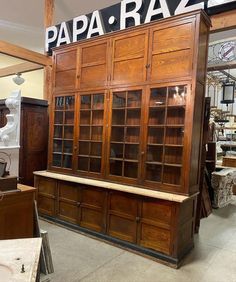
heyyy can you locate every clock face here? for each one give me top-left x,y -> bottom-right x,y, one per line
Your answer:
218,41 -> 236,62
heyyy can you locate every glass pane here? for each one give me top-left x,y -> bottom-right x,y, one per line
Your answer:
63,155 -> 72,169
64,126 -> 73,139
54,111 -> 63,124
81,95 -> 91,109
91,126 -> 103,141
53,140 -> 62,153
113,92 -> 126,108
168,85 -> 187,106
167,108 -> 185,125
93,94 -> 104,109
110,160 -> 123,176
65,111 -> 74,124
127,90 -> 141,107
79,141 -> 90,155
110,143 -> 123,159
164,147 -> 183,165
111,127 -> 124,142
124,162 -> 138,178
150,88 -> 167,106
149,108 -> 165,125
92,110 -> 104,125
55,97 -> 64,109
65,96 -> 75,110
54,125 -> 63,138
126,127 -> 140,143
163,166 -> 181,185
125,144 -> 139,160
147,146 -> 163,162
64,140 -> 73,154
146,164 -> 162,182
165,128 -> 184,145
80,126 -> 90,140
91,142 -> 102,156
78,157 -> 89,171
148,128 -> 164,144
126,109 -> 141,125
90,158 -> 101,173
80,111 -> 91,125
53,154 -> 62,167
112,109 -> 125,125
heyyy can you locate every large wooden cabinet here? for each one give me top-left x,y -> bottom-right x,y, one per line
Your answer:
36,10 -> 210,267
0,97 -> 48,185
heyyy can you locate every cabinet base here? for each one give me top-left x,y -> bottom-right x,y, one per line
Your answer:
39,214 -> 193,269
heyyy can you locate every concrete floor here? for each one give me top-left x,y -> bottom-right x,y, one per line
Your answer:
40,197 -> 236,282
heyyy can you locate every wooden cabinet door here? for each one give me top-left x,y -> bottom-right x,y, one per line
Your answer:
107,191 -> 139,243
111,30 -> 149,86
54,48 -> 78,92
78,40 -> 109,89
137,198 -> 174,255
58,181 -> 79,224
37,177 -> 57,217
79,186 -> 107,233
149,19 -> 195,82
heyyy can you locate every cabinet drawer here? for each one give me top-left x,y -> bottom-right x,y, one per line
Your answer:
38,195 -> 56,217
58,201 -> 78,224
38,178 -> 56,196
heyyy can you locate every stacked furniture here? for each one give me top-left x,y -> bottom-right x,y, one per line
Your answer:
34,10 -> 210,267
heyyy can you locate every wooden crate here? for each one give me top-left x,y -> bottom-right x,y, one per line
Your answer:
222,157 -> 236,167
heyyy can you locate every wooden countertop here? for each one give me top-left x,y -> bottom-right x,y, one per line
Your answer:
34,170 -> 197,203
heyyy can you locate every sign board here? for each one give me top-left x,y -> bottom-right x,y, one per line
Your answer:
45,0 -> 236,53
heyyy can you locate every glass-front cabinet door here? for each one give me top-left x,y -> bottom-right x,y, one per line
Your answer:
52,95 -> 75,170
108,89 -> 143,182
76,93 -> 105,176
144,85 -> 187,189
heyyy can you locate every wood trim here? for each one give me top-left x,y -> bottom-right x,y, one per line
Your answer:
210,10 -> 236,32
44,0 -> 54,28
0,62 -> 43,78
0,41 -> 52,66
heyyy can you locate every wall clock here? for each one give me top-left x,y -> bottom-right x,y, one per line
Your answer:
218,41 -> 236,62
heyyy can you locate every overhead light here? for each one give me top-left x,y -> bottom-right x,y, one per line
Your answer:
221,80 -> 235,106
12,73 -> 25,85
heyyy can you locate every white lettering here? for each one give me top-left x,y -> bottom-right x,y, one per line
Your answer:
145,0 -> 170,23
45,26 -> 58,52
120,0 -> 143,30
73,15 -> 89,42
208,0 -> 235,8
56,22 -> 72,47
175,0 -> 204,15
87,10 -> 105,38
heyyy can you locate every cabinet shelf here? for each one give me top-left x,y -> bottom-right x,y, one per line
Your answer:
146,161 -> 162,165
164,163 -> 182,168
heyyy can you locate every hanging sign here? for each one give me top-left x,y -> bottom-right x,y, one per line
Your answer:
45,0 -> 236,53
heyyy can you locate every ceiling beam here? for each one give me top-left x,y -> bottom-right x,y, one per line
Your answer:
0,40 -> 52,66
211,10 -> 236,32
207,62 -> 236,72
0,62 -> 43,78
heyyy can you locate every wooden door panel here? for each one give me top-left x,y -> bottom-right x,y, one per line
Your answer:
55,70 -> 77,90
59,182 -> 78,202
109,192 -> 138,217
80,208 -> 104,232
108,214 -> 137,243
58,202 -> 78,224
79,41 -> 108,89
38,196 -> 56,217
111,31 -> 148,85
152,22 -> 193,54
56,50 -> 77,72
38,178 -> 56,196
80,64 -> 107,88
81,186 -> 105,207
141,199 -> 172,227
151,49 -> 191,81
139,223 -> 171,254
